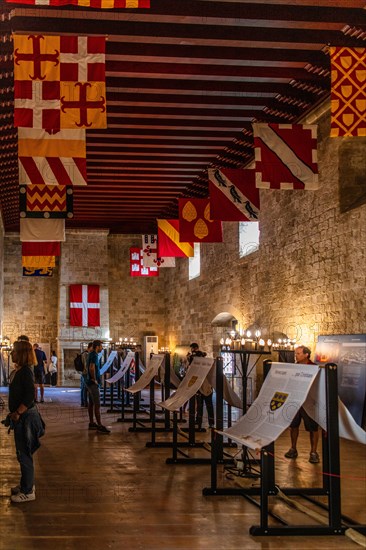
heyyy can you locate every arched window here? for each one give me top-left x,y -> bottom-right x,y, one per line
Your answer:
239,221 -> 259,258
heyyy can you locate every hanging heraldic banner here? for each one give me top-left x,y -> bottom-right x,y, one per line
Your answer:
19,184 -> 73,219
330,47 -> 366,137
13,35 -> 106,130
69,284 -> 100,327
178,198 -> 223,243
130,247 -> 159,277
253,123 -> 319,190
20,218 -> 66,242
18,128 -> 87,187
157,219 -> 194,258
141,235 -> 175,268
208,168 -> 260,222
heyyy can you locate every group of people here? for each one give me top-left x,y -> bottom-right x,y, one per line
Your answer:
5,336 -> 319,506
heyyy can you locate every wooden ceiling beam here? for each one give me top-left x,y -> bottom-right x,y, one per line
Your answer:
106,60 -> 326,82
105,42 -> 327,64
106,76 -> 327,96
101,105 -> 272,118
10,14 -> 364,47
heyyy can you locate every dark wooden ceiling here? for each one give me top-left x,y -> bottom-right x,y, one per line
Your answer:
1,0 -> 365,234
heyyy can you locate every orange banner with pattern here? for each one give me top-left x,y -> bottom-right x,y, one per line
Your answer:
330,47 -> 366,137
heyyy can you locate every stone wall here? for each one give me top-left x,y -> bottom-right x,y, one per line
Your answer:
2,233 -> 59,345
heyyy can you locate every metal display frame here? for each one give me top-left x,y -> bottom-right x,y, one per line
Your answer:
203,362 -> 366,538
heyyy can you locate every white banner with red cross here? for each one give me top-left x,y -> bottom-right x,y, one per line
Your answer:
69,284 -> 100,327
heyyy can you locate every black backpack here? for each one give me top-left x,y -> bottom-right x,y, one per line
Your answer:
74,353 -> 84,372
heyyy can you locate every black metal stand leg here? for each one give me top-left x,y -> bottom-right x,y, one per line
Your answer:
172,411 -> 178,462
259,448 -> 269,532
150,378 -> 156,446
326,363 -> 342,532
188,395 -> 196,445
164,353 -> 171,430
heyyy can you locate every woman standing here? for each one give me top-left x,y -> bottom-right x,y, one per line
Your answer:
7,339 -> 45,503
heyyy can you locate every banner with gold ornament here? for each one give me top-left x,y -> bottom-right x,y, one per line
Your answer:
178,198 -> 223,243
330,47 -> 366,137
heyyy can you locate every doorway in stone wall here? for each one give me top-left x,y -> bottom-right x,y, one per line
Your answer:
63,348 -> 81,387
211,311 -> 257,406
211,311 -> 238,355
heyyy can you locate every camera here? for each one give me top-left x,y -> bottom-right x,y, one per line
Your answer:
1,414 -> 11,427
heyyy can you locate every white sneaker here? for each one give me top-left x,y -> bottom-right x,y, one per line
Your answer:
11,489 -> 36,503
11,484 -> 35,495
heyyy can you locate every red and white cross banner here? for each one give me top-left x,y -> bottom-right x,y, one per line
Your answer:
69,284 -> 100,327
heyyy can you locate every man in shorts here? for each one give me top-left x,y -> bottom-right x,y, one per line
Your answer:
86,340 -> 110,434
33,343 -> 47,403
284,345 -> 320,463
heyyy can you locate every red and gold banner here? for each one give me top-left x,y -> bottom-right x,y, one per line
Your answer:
178,198 -> 223,243
19,184 -> 73,218
330,47 -> 366,137
14,34 -> 106,130
157,220 -> 194,258
7,0 -> 150,6
18,128 -> 87,186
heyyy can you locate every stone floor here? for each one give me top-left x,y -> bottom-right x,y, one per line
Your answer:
0,386 -> 365,550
